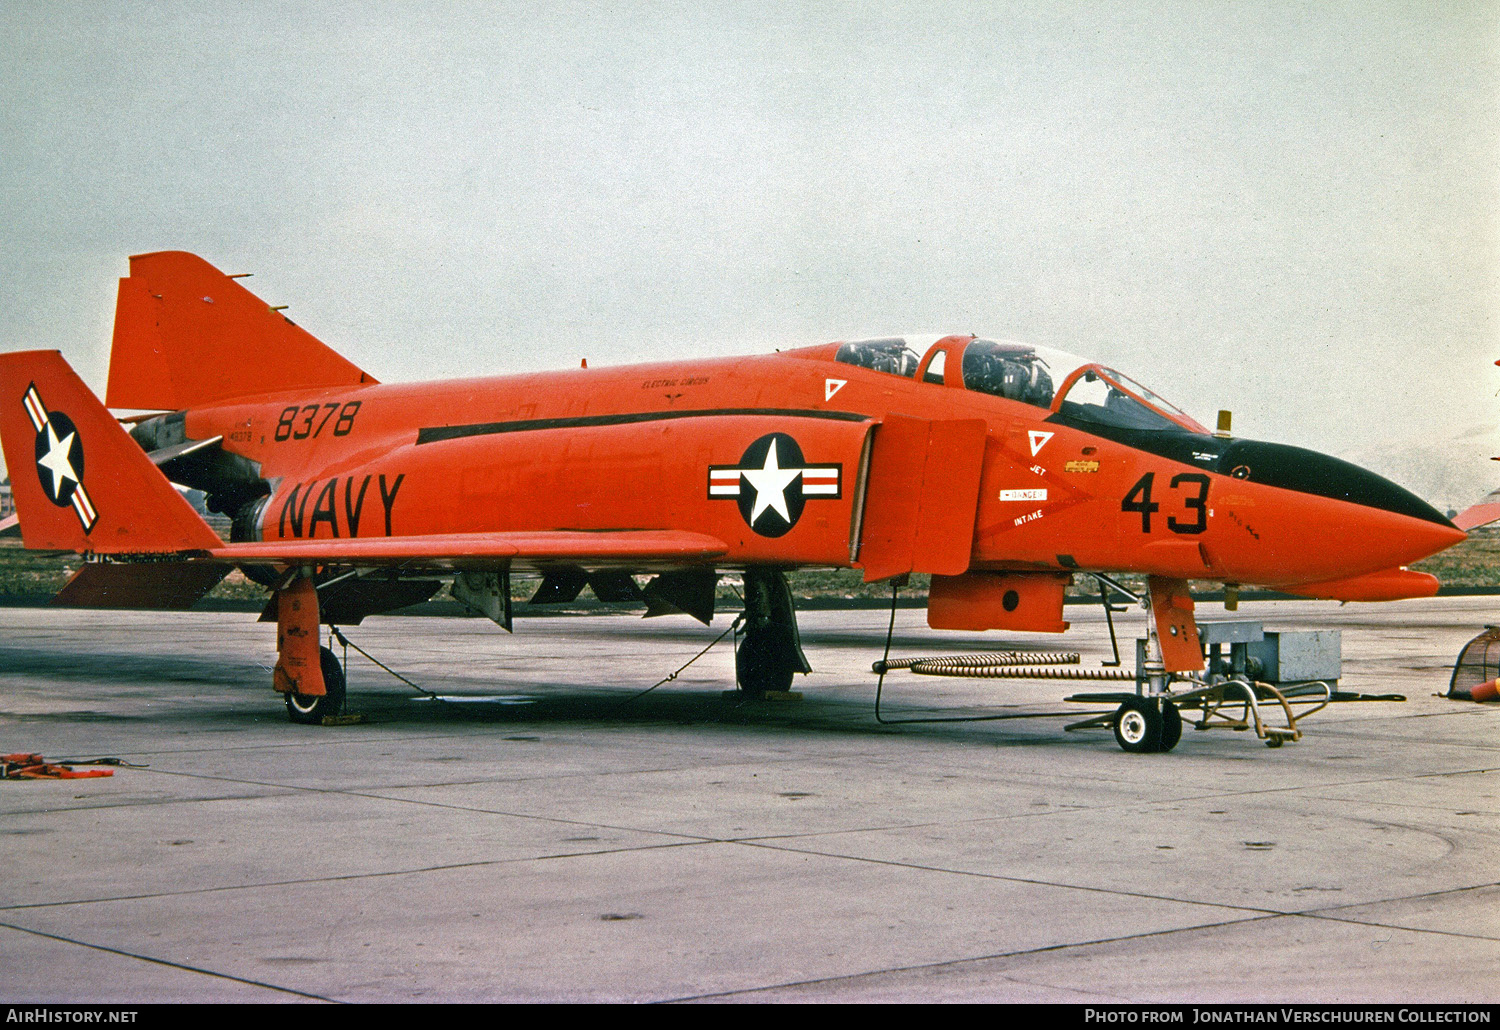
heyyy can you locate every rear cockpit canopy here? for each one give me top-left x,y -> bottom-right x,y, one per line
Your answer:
833,338 -> 922,379
961,339 -> 1055,408
830,334 -> 1206,434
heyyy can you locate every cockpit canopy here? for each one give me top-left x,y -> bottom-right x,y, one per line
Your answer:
832,335 -> 1206,434
833,338 -> 921,379
961,339 -> 1055,408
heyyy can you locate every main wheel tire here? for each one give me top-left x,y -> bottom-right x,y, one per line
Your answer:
286,646 -> 347,724
1159,700 -> 1183,752
735,625 -> 796,696
1113,696 -> 1163,753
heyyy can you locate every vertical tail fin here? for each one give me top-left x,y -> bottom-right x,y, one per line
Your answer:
0,351 -> 223,553
106,251 -> 377,410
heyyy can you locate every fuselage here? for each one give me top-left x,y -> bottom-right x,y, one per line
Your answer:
169,333 -> 1462,590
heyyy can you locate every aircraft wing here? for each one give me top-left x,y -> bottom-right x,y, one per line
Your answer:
209,529 -> 729,571
46,530 -> 727,612
1454,488 -> 1500,532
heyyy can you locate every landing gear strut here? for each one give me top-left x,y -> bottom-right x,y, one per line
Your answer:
273,571 -> 346,724
735,569 -> 811,696
1078,575 -> 1198,753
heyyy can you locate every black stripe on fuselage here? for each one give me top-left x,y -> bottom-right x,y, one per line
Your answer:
417,408 -> 872,445
1044,411 -> 1454,527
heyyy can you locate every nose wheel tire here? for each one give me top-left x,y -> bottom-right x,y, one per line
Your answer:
286,646 -> 347,724
1113,697 -> 1181,753
1159,700 -> 1182,752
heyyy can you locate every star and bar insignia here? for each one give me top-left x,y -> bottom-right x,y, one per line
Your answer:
24,383 -> 96,533
708,432 -> 841,538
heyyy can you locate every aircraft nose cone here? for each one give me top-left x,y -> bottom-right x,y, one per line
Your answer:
1218,439 -> 1464,563
1220,440 -> 1452,525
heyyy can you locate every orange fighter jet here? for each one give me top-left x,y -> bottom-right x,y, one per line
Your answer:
0,252 -> 1465,744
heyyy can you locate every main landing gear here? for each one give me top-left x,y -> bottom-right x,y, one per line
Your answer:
735,569 -> 811,697
285,646 -> 347,724
272,571 -> 349,724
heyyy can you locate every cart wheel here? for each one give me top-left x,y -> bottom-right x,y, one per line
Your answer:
1159,701 -> 1183,752
1113,697 -> 1162,753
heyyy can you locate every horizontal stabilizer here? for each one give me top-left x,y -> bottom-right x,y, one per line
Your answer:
52,562 -> 228,609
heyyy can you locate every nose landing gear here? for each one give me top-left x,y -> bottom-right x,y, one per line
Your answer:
1111,696 -> 1183,753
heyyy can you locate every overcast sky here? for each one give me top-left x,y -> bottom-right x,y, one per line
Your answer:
2,1 -> 1496,509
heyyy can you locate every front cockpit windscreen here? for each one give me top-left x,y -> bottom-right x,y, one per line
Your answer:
834,338 -> 921,379
961,339 -> 1205,434
1055,366 -> 1206,433
1056,370 -> 1180,431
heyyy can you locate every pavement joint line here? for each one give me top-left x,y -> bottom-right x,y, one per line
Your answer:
1289,878 -> 1500,919
0,838 -> 714,912
662,912 -> 1286,1003
27,730 -> 857,768
1313,727 -> 1500,752
105,765 -> 726,842
337,787 -> 726,842
1293,792 -> 1500,821
3,790 -> 307,817
15,757 -> 1496,835
722,837 -> 1500,931
0,727 -> 648,759
1293,910 -> 1500,944
692,771 -> 1500,839
0,919 -> 335,1001
1084,766 -> 1500,808
726,838 -> 1285,918
263,780 -> 1329,838
115,761 -> 780,839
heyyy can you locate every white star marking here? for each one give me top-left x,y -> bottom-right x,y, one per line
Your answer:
740,439 -> 801,526
37,421 -> 79,500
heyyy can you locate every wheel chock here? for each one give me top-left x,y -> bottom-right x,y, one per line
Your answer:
2,753 -> 115,780
319,713 -> 367,726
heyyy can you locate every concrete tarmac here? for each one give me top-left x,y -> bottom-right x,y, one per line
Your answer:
0,596 -> 1496,1003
